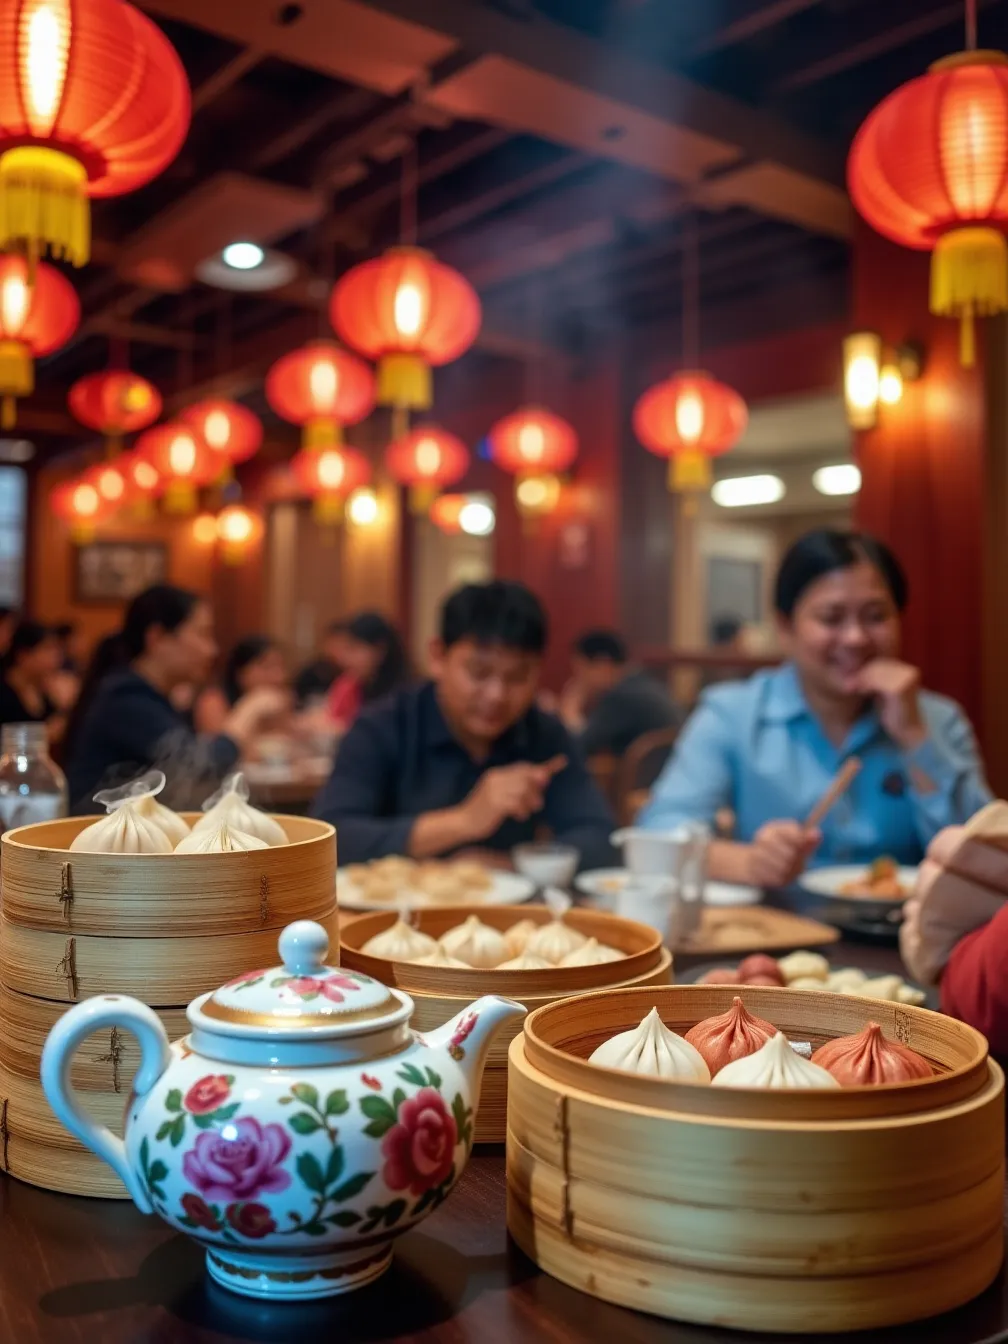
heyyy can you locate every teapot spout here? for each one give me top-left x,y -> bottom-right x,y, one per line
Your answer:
422,995 -> 525,1092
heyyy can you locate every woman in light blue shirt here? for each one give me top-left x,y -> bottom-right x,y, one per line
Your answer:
640,530 -> 991,888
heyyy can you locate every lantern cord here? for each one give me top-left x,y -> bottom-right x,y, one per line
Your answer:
682,209 -> 701,369
400,139 -> 418,248
965,0 -> 977,48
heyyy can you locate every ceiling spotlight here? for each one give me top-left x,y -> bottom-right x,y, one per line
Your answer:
711,474 -> 785,508
813,464 -> 862,497
222,242 -> 265,271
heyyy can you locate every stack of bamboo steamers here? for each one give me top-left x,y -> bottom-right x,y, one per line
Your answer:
0,814 -> 337,1197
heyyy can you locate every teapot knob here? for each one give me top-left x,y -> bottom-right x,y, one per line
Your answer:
278,920 -> 329,974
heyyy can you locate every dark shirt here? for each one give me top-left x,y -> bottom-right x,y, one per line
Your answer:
579,668 -> 680,759
0,678 -> 54,726
312,681 -> 617,870
65,669 -> 239,811
294,657 -> 339,706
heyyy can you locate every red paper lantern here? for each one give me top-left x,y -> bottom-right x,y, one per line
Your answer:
84,458 -> 131,511
385,425 -> 470,512
291,445 -> 371,525
135,421 -> 216,514
331,247 -> 481,412
849,51 -> 1008,364
180,398 -> 262,482
633,373 -> 747,492
0,253 -> 78,427
266,340 -> 375,449
0,0 -> 190,267
51,475 -> 106,541
118,448 -> 160,518
488,406 -> 578,477
216,503 -> 263,564
69,370 -> 161,452
429,492 -> 466,535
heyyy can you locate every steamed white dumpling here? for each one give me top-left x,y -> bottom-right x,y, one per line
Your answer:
439,916 -> 507,969
194,775 -> 288,846
851,975 -> 905,1003
70,803 -> 174,854
362,919 -> 438,961
135,793 -> 190,846
503,918 -> 540,960
410,943 -> 470,969
776,950 -> 830,984
559,938 -> 624,967
789,976 -> 833,991
589,1007 -> 710,1081
497,951 -> 554,970
174,822 -> 268,854
824,968 -> 868,993
713,1032 -> 839,1089
525,919 -> 587,965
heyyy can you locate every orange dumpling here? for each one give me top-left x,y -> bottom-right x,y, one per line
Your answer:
811,1022 -> 932,1086
684,996 -> 777,1077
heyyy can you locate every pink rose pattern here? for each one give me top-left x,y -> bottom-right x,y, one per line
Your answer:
273,971 -> 363,1005
182,1116 -> 291,1202
381,1088 -> 457,1196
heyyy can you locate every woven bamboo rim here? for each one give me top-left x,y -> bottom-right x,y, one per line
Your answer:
0,1124 -> 129,1199
0,905 -> 338,1005
0,814 -> 336,935
340,904 -> 663,996
0,1062 -> 126,1149
522,983 -> 990,1121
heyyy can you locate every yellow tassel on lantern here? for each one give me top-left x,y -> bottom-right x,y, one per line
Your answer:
408,483 -> 437,514
304,419 -> 342,450
668,451 -> 712,492
0,339 -> 32,429
930,226 -> 1008,367
164,481 -> 197,514
378,353 -> 431,410
0,148 -> 89,268
313,495 -> 344,526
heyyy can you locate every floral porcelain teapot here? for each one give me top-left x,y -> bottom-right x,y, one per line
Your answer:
41,920 -> 524,1301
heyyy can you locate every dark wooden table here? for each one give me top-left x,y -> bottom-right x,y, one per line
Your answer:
3,913 -> 1008,1343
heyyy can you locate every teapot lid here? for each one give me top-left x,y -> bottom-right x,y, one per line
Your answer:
190,921 -> 404,1038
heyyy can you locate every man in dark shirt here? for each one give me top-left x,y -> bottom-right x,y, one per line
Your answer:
563,630 -> 679,759
312,582 -> 616,870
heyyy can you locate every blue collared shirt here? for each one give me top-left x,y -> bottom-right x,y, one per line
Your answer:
312,681 -> 618,870
639,663 -> 991,865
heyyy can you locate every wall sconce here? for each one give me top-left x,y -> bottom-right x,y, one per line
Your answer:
346,486 -> 379,528
515,472 -> 562,519
216,503 -> 263,564
843,333 -> 923,429
192,512 -> 218,545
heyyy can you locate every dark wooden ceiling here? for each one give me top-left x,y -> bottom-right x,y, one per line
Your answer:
26,0 -> 1008,460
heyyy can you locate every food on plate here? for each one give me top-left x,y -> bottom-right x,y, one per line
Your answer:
439,915 -> 508,969
409,944 -> 471,969
559,938 -> 624,967
712,1032 -> 839,1089
503,918 -> 539,959
851,974 -> 926,1006
525,918 -> 587,964
811,1022 -> 932,1085
174,822 -> 268,854
361,918 -> 438,961
788,975 -> 831,991
777,950 -> 830,984
685,997 -> 777,1077
737,953 -> 785,986
497,951 -> 554,971
193,773 -> 288,846
744,973 -> 785,986
589,1007 -> 710,1081
698,966 -> 744,985
838,856 -> 909,899
342,855 -> 496,905
825,967 -> 868,993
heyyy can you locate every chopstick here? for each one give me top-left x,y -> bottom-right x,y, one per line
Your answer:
805,757 -> 862,828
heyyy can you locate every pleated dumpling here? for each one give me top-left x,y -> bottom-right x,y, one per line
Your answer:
589,1007 -> 710,1081
194,773 -> 288,846
439,916 -> 507,969
362,919 -> 438,961
409,943 -> 470,969
134,793 -> 190,846
174,822 -> 269,854
496,951 -> 554,970
525,918 -> 586,965
503,918 -> 540,960
559,938 -> 624,967
70,802 -> 174,854
712,1032 -> 839,1089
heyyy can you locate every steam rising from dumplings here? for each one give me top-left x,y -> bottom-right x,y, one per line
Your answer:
193,773 -> 288,846
589,1007 -> 710,1081
71,771 -> 181,853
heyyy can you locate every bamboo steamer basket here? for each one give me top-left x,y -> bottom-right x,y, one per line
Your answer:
341,905 -> 672,1143
507,983 -> 1005,1333
0,814 -> 336,935
0,906 -> 340,1005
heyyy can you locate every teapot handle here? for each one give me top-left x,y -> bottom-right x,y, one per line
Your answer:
40,996 -> 172,1213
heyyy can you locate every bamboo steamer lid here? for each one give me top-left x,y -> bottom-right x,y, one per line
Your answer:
0,814 -> 336,936
0,905 -> 339,1005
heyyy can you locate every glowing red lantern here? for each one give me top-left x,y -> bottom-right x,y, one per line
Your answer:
0,0 -> 190,267
633,373 -> 747,492
84,459 -> 131,512
331,247 -> 481,413
180,398 -> 262,478
118,448 -> 160,519
849,51 -> 1008,365
51,475 -> 106,541
266,340 -> 374,449
135,422 -> 216,514
69,370 -> 161,453
0,253 -> 78,427
488,406 -> 578,477
385,425 -> 469,512
429,492 -> 466,535
216,503 -> 263,565
291,445 -> 370,525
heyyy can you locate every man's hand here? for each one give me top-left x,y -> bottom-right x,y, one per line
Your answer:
744,819 -> 820,888
460,755 -> 567,840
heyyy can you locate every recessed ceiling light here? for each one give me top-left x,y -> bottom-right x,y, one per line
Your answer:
813,463 -> 862,497
222,242 -> 265,271
711,474 -> 785,508
196,247 -> 297,293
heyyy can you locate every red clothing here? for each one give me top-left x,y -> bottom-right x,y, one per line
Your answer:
940,901 -> 1008,1057
327,672 -> 363,729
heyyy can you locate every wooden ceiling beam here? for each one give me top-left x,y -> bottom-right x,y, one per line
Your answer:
688,0 -> 823,58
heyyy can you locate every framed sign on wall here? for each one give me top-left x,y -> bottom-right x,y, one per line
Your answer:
73,541 -> 169,604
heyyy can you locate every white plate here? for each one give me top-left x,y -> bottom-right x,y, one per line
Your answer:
799,865 -> 918,902
576,869 -> 761,907
337,867 -> 536,912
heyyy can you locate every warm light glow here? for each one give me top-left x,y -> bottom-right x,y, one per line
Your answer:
517,422 -> 545,464
515,473 -> 561,515
221,242 -> 264,271
72,481 -> 99,517
168,431 -> 197,476
813,464 -> 862,497
347,486 -> 379,526
847,355 -> 880,410
711,474 -> 785,508
317,450 -> 346,490
192,513 -> 217,544
842,331 -> 882,430
673,391 -> 705,443
309,359 -> 337,411
0,272 -> 29,337
217,505 -> 255,544
132,459 -> 159,491
123,380 -> 152,412
94,466 -> 125,502
879,364 -> 904,405
22,0 -> 71,135
393,282 -> 424,338
414,436 -> 442,476
459,498 -> 495,536
203,409 -> 231,449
